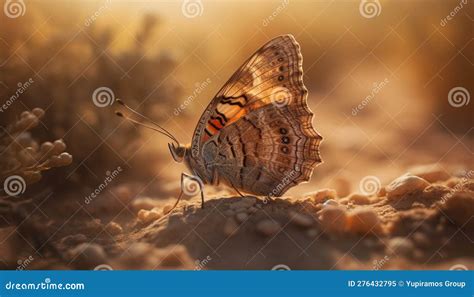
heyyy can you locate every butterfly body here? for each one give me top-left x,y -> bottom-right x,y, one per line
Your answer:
171,34 -> 323,198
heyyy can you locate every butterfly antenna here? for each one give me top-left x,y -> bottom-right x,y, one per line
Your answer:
115,99 -> 180,146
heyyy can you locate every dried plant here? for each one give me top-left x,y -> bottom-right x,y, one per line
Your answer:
0,107 -> 72,199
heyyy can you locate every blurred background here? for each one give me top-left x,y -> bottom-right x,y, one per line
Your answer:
1,0 -> 472,196
0,0 -> 472,269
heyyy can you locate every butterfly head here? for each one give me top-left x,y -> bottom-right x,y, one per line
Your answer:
168,142 -> 187,163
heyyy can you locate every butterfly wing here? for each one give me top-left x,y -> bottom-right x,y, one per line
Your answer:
191,34 -> 322,196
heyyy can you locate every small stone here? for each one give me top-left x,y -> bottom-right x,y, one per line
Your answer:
387,237 -> 414,256
105,221 -> 123,235
137,208 -> 162,224
347,193 -> 371,205
346,209 -> 381,234
230,197 -> 257,209
289,211 -> 313,228
318,206 -> 347,234
223,218 -> 239,236
305,188 -> 337,204
306,228 -> 319,237
59,234 -> 87,246
131,197 -> 160,211
85,218 -> 103,232
408,164 -> 450,183
338,198 -> 349,205
113,185 -> 133,204
411,232 -> 430,248
69,243 -> 107,268
386,175 -> 430,200
235,212 -> 249,223
256,219 -> 281,236
323,199 -> 339,207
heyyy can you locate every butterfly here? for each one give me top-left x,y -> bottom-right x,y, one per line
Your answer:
116,34 -> 322,211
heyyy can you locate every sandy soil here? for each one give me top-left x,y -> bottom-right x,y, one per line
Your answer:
2,163 -> 472,271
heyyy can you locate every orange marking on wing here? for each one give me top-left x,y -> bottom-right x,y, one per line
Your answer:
227,109 -> 248,125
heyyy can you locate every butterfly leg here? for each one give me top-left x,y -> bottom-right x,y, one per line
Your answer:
164,188 -> 184,215
230,183 -> 245,198
200,189 -> 205,209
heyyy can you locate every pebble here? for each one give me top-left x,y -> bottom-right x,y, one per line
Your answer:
305,188 -> 337,204
59,234 -> 87,246
137,208 -> 162,224
131,197 -> 160,211
223,219 -> 239,236
256,219 -> 281,236
69,243 -> 108,267
288,211 -> 313,228
348,193 -> 371,205
235,212 -> 249,223
386,175 -> 430,200
113,185 -> 134,204
346,209 -> 381,234
323,199 -> 339,207
408,164 -> 450,183
306,228 -> 319,237
387,237 -> 414,256
105,221 -> 123,235
411,232 -> 430,248
318,206 -> 347,234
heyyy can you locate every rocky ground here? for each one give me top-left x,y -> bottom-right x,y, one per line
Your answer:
2,164 -> 472,270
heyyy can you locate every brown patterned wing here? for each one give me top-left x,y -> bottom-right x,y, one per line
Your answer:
192,34 -> 322,196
